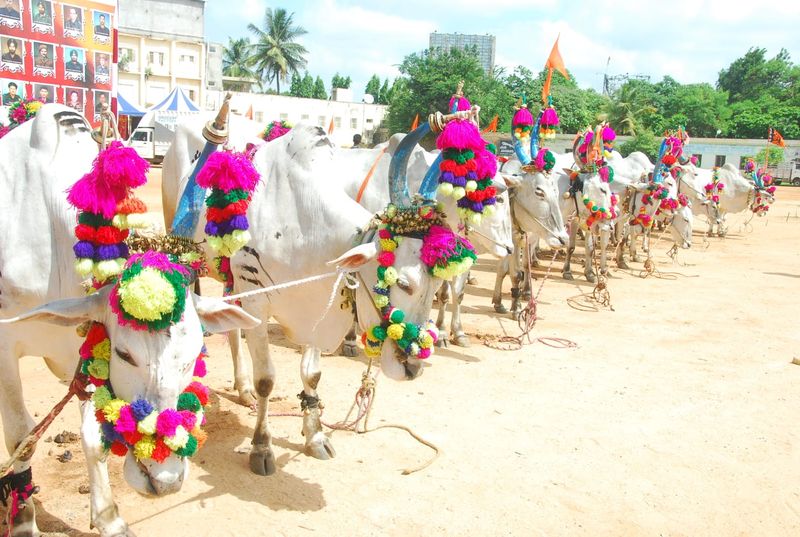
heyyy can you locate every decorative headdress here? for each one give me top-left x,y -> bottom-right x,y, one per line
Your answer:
260,120 -> 292,142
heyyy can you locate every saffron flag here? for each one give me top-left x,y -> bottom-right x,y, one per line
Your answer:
410,113 -> 420,131
542,35 -> 569,104
245,104 -> 253,120
328,118 -> 335,135
482,114 -> 499,133
768,127 -> 786,148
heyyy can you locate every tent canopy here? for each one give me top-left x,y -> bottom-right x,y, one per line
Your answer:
149,87 -> 200,112
117,92 -> 147,117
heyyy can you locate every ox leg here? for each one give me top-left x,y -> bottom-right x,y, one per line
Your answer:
229,329 -> 256,408
584,231 -> 597,283
299,346 -> 335,460
562,221 -> 577,281
449,277 -> 470,347
246,323 -> 278,476
615,221 -> 629,269
80,400 -> 133,537
509,236 -> 525,316
435,281 -> 450,348
340,302 -> 360,358
629,228 -> 640,263
492,257 -> 509,314
0,355 -> 39,537
466,271 -> 478,285
599,229 -> 610,276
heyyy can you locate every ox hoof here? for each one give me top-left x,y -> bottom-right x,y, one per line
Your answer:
562,271 -> 574,281
586,273 -> 597,283
452,334 -> 471,348
631,255 -> 640,263
493,303 -> 508,314
617,259 -> 629,270
305,432 -> 336,460
236,387 -> 257,409
341,342 -> 360,358
249,445 -> 277,476
467,275 -> 478,285
435,337 -> 449,349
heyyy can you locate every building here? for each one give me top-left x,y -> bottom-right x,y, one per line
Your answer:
206,90 -> 388,146
429,32 -> 496,74
117,0 -> 221,108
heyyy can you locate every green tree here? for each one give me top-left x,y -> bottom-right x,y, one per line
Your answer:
718,48 -> 796,104
365,75 -> 381,100
299,72 -> 314,98
754,146 -> 785,166
248,7 -> 308,94
288,72 -> 302,96
602,83 -> 657,135
222,37 -> 256,91
312,76 -> 327,99
618,130 -> 660,161
378,79 -> 390,104
330,73 -> 352,90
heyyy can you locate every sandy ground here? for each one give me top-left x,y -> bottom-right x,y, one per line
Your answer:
2,169 -> 800,537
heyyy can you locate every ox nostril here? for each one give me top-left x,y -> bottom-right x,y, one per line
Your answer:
403,361 -> 422,380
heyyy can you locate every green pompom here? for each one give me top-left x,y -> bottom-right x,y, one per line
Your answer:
404,323 -> 420,340
486,143 -> 497,155
389,309 -> 405,323
377,266 -> 387,281
176,435 -> 198,458
372,326 -> 387,341
177,392 -> 201,413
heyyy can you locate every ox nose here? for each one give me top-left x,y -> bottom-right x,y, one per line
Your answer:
403,361 -> 423,380
138,459 -> 185,496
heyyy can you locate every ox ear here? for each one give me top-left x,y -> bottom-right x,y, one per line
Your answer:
192,294 -> 261,334
501,174 -> 522,189
0,286 -> 110,326
327,242 -> 378,269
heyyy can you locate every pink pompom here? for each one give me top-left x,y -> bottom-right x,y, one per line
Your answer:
474,147 -> 497,180
436,120 -> 483,151
377,251 -> 395,267
601,125 -> 616,142
448,96 -> 471,112
180,410 -> 197,431
196,150 -> 260,193
512,107 -> 534,127
193,357 -> 207,378
114,405 -> 137,433
156,409 -> 183,437
418,347 -> 432,359
378,228 -> 392,240
598,166 -> 610,182
541,107 -> 560,127
427,329 -> 438,342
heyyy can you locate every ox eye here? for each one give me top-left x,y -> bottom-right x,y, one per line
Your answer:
115,347 -> 136,366
396,278 -> 414,295
535,188 -> 546,198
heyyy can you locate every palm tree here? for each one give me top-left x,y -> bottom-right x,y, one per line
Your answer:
222,37 -> 257,91
248,7 -> 308,94
601,84 -> 656,135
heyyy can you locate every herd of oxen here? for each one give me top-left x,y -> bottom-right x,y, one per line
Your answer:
0,95 -> 775,536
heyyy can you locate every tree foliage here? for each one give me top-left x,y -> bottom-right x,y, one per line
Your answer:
331,73 -> 352,90
222,37 -> 256,92
248,7 -> 308,94
312,76 -> 327,100
618,130 -> 660,161
364,75 -> 381,101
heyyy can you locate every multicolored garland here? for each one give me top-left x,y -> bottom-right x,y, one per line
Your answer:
436,94 -> 497,224
362,203 -> 476,360
539,95 -> 560,140
79,322 -> 209,461
572,126 -> 618,229
0,99 -> 44,140
260,120 -> 292,142
704,168 -> 725,204
511,98 -> 534,149
524,148 -> 557,174
601,124 -> 616,158
68,141 -> 150,283
584,192 -> 619,229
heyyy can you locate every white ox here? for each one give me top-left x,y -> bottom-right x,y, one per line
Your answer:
0,105 -> 258,537
173,123 -> 460,475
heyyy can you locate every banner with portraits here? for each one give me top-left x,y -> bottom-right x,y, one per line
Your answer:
0,0 -> 115,126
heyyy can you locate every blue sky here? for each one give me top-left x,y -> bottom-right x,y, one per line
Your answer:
206,0 -> 800,100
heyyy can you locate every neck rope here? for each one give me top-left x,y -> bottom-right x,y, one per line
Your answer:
362,203 -> 476,361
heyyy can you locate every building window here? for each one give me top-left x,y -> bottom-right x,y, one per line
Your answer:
692,154 -> 702,167
188,89 -> 196,101
209,46 -> 217,53
279,113 -> 289,121
180,54 -> 195,64
334,117 -> 341,128
366,118 -> 373,124
148,51 -> 165,66
255,111 -> 264,122
318,116 -> 326,127
119,47 -> 135,62
350,118 -> 358,129
208,81 -> 216,87
301,114 -> 309,121
714,155 -> 726,167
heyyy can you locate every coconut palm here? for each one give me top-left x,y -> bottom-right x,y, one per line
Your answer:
601,84 -> 657,136
222,37 -> 257,91
248,7 -> 308,94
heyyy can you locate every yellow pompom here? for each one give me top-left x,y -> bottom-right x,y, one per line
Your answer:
118,267 -> 176,321
379,239 -> 397,252
458,208 -> 469,219
483,205 -> 496,218
125,213 -> 150,229
95,259 -> 124,281
373,295 -> 389,308
207,236 -> 223,252
438,183 -> 454,197
218,230 -> 251,257
111,214 -> 128,229
419,332 -> 434,348
103,399 -> 126,423
465,180 -> 478,192
92,339 -> 111,361
75,258 -> 94,277
452,187 -> 466,200
387,323 -> 405,340
137,412 -> 157,435
87,359 -> 109,380
383,267 -> 398,286
468,212 -> 482,225
164,426 -> 189,451
134,437 -> 156,460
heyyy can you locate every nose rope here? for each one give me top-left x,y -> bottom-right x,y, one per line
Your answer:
510,197 -> 564,244
458,223 -> 513,254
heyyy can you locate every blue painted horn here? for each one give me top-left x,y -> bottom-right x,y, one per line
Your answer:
651,137 -> 668,184
417,98 -> 461,201
170,93 -> 231,237
512,118 -> 532,165
388,121 -> 431,207
530,110 -> 543,161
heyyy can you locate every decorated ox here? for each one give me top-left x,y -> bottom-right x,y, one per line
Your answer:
0,105 -> 258,537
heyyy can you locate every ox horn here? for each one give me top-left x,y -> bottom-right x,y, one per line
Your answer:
529,110 -> 542,161
651,137 -> 668,184
171,93 -> 232,237
388,122 -> 431,207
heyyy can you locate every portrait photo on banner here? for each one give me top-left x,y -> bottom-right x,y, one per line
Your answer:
0,37 -> 25,74
63,45 -> 85,82
30,0 -> 54,34
94,50 -> 110,84
0,0 -> 23,28
64,85 -> 84,113
33,82 -> 55,103
62,3 -> 83,38
1,78 -> 25,105
32,40 -> 55,77
93,88 -> 109,115
92,9 -> 111,43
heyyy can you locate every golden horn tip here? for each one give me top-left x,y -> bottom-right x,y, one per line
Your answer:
204,94 -> 231,145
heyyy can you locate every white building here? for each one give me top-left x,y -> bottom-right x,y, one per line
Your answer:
206,90 -> 389,146
117,0 -> 220,108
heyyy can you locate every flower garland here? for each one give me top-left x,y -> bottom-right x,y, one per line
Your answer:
704,167 -> 725,204
583,192 -> 618,229
68,141 -> 150,283
752,190 -> 771,215
601,124 -> 616,158
523,148 -> 556,174
630,207 -> 653,229
511,99 -> 534,148
0,99 -> 43,140
79,322 -> 209,462
361,203 -> 475,360
260,120 -> 292,142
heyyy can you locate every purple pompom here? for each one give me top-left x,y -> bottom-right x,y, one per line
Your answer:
466,171 -> 478,181
471,201 -> 484,212
204,220 -> 220,236
228,215 -> 249,231
73,241 -> 95,259
441,171 -> 455,183
453,176 -> 467,188
130,398 -> 154,422
96,244 -> 122,261
457,197 -> 470,208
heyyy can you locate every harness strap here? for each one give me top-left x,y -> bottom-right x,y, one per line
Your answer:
355,147 -> 388,204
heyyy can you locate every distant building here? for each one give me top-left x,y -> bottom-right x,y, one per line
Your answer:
117,0 -> 221,108
429,32 -> 496,74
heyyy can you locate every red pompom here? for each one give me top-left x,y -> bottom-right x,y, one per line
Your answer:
151,439 -> 171,463
123,430 -> 143,445
110,441 -> 128,457
95,226 -> 128,245
185,382 -> 209,406
116,196 -> 147,215
95,409 -> 106,423
75,224 -> 97,241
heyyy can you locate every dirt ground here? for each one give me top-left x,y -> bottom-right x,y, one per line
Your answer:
3,169 -> 800,537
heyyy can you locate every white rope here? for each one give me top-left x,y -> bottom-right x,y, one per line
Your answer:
222,270 -> 344,302
311,270 -> 360,332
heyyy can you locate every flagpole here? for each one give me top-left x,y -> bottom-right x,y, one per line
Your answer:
764,128 -> 770,172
